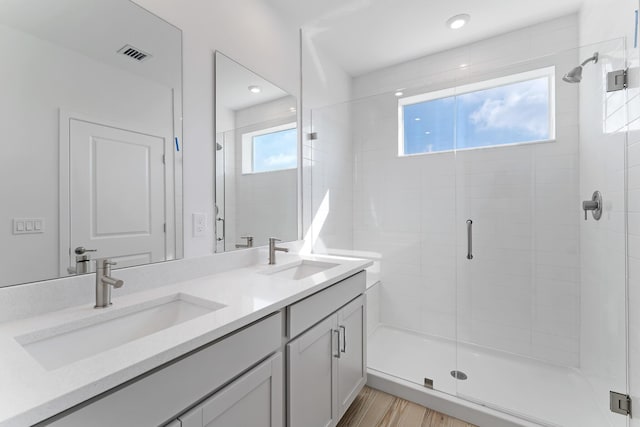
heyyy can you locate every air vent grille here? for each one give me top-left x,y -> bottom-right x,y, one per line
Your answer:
117,45 -> 151,62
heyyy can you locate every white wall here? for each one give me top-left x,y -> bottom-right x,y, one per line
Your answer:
349,15 -> 581,366
132,0 -> 300,258
0,23 -> 173,287
579,0 -> 640,423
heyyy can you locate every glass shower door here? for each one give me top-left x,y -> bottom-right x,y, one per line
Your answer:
454,41 -> 628,427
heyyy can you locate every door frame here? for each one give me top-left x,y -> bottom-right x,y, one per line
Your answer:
58,110 -> 173,276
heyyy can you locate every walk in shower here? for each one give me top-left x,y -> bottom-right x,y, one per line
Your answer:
307,36 -> 630,426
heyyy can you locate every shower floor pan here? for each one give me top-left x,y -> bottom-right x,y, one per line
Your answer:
368,325 -> 614,427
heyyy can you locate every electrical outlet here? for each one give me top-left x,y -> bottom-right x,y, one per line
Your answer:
193,213 -> 207,237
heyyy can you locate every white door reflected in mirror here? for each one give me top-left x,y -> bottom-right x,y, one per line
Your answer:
66,119 -> 167,274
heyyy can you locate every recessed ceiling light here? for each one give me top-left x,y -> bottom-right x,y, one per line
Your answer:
394,90 -> 404,97
447,14 -> 470,30
460,63 -> 469,68
248,85 -> 261,93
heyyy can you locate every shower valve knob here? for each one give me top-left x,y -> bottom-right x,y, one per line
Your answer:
582,191 -> 602,221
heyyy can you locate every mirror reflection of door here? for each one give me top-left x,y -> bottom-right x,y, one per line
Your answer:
68,118 -> 166,273
215,132 -> 226,253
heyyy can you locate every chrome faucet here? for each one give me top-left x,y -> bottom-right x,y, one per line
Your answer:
235,235 -> 254,249
94,258 -> 124,308
268,237 -> 289,265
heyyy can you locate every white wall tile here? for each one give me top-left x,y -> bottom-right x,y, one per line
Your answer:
343,15 -> 584,366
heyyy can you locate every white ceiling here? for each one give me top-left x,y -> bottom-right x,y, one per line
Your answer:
0,0 -> 181,88
216,52 -> 289,111
267,0 -> 585,76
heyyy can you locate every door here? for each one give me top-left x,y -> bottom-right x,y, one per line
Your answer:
288,315 -> 338,427
69,118 -> 166,271
454,42 -> 628,427
214,132 -> 225,253
179,353 -> 283,427
337,295 -> 366,417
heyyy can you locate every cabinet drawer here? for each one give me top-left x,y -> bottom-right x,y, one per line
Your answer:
287,271 -> 365,339
48,312 -> 282,427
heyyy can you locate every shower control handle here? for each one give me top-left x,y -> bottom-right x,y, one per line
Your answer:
466,219 -> 473,260
582,191 -> 602,221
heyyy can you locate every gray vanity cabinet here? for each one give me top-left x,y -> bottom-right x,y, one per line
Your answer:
177,352 -> 283,427
288,315 -> 339,427
287,272 -> 366,427
336,295 -> 366,417
47,313 -> 282,427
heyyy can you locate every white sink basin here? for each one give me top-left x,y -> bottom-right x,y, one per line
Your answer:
265,260 -> 339,280
17,293 -> 225,370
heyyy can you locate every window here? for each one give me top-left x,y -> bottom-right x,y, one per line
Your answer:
398,67 -> 555,156
242,122 -> 297,174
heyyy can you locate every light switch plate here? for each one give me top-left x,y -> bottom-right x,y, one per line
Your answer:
13,218 -> 45,235
193,213 -> 207,237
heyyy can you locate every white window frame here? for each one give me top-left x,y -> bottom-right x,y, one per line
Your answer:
397,66 -> 556,156
241,122 -> 297,174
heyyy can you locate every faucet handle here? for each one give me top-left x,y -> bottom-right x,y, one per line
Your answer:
95,258 -> 118,269
269,237 -> 281,243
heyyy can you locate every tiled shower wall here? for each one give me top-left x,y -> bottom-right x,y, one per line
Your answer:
347,15 -> 583,366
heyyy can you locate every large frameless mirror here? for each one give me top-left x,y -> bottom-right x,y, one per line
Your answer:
0,0 -> 183,288
214,52 -> 298,252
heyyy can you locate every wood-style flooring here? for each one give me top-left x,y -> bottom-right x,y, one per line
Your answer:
337,386 -> 477,427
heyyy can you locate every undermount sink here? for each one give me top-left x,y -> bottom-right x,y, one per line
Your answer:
17,293 -> 225,370
265,260 -> 339,280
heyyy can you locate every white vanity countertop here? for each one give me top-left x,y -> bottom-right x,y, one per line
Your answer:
0,254 -> 371,427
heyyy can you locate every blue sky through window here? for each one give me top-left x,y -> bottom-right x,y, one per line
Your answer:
403,76 -> 551,154
253,127 -> 297,173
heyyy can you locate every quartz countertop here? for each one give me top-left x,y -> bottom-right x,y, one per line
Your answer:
0,254 -> 371,427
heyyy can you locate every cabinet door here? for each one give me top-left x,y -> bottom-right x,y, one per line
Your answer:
179,352 -> 283,427
337,295 -> 366,417
288,315 -> 339,427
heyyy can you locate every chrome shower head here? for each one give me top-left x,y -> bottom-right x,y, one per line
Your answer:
563,66 -> 583,83
563,52 -> 598,83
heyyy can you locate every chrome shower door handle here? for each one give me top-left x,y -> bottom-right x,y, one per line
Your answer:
466,219 -> 473,260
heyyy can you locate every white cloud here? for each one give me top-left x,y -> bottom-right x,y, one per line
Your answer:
466,79 -> 549,138
264,153 -> 297,167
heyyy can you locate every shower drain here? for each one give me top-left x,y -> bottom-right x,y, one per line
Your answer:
450,370 -> 468,380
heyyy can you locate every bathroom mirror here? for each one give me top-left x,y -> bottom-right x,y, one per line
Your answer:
214,52 -> 298,252
0,0 -> 183,288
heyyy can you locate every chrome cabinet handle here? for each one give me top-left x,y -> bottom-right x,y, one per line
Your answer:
339,325 -> 346,353
333,329 -> 341,358
466,219 -> 473,260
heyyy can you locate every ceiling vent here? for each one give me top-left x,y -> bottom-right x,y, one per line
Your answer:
117,45 -> 151,62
